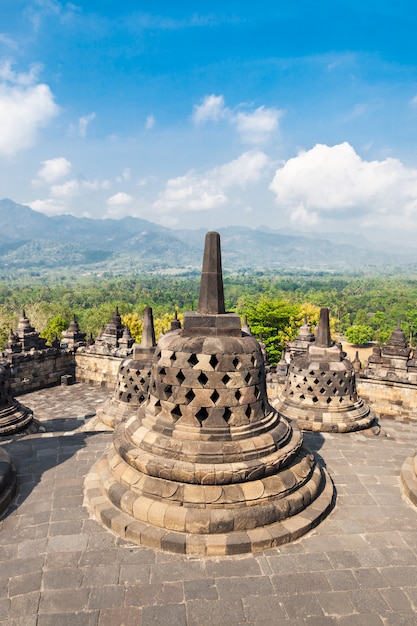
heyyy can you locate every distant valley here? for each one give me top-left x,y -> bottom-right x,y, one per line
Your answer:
0,198 -> 415,278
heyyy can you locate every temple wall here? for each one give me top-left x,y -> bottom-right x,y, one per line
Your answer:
75,352 -> 122,389
6,350 -> 74,395
356,378 -> 417,422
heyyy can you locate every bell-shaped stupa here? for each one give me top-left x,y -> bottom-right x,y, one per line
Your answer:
96,307 -> 157,429
276,308 -> 376,433
0,363 -> 39,436
85,233 -> 333,555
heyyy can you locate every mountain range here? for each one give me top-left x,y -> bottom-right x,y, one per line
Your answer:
0,198 -> 414,276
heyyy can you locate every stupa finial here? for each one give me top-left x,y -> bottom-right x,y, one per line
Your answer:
315,307 -> 332,348
140,306 -> 156,348
197,231 -> 225,315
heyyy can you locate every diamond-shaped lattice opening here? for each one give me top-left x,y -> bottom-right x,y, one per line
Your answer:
338,379 -> 344,386
198,372 -> 208,386
245,405 -> 252,419
223,408 -> 232,422
307,386 -> 313,393
339,397 -> 344,403
299,394 -> 305,400
154,399 -> 161,414
195,407 -> 209,425
319,387 -> 326,395
139,377 -> 146,385
159,367 -> 166,376
133,385 -> 139,393
185,389 -> 196,404
170,352 -> 177,362
235,390 -> 241,401
303,377 -> 308,382
222,374 -> 231,385
312,396 -> 319,403
254,386 -> 261,399
164,384 -> 173,398
171,404 -> 182,420
333,372 -> 338,377
188,353 -> 199,367
320,371 -> 327,377
232,357 -> 239,369
343,387 -> 348,394
139,394 -> 145,404
333,388 -> 338,395
326,397 -> 332,404
295,383 -> 301,389
129,377 -> 134,383
176,370 -> 185,384
250,355 -> 256,366
326,379 -> 332,386
210,390 -> 220,404
313,378 -> 319,384
244,372 -> 251,384
289,390 -> 294,396
126,393 -> 132,402
209,355 -> 218,369
309,370 -> 315,375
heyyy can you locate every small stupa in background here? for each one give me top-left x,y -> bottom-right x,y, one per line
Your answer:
95,307 -> 157,429
85,232 -> 334,556
276,308 -> 376,433
0,363 -> 39,436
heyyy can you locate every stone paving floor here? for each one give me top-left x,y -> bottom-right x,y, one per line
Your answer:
1,383 -> 417,625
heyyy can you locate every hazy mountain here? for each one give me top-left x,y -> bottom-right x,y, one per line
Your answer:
0,198 -> 415,276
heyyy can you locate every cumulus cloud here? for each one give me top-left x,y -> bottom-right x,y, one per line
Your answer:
192,94 -> 228,124
107,192 -> 134,206
33,157 -> 72,185
0,61 -> 59,157
269,142 -> 417,229
234,106 -> 282,145
154,150 -> 269,214
28,198 -> 67,215
116,168 -> 131,183
192,94 -> 282,145
78,112 -> 96,138
50,179 -> 79,197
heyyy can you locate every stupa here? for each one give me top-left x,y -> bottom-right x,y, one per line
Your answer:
0,363 -> 39,436
364,321 -> 411,381
401,453 -> 417,507
276,308 -> 376,433
85,232 -> 333,555
96,307 -> 157,429
61,315 -> 86,351
0,445 -> 16,515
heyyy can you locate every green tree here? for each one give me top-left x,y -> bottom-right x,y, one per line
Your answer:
40,315 -> 69,345
345,325 -> 373,346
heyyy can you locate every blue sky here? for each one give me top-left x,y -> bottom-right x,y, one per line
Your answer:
1,1 -> 417,241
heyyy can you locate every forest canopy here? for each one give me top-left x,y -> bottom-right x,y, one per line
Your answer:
1,273 -> 417,364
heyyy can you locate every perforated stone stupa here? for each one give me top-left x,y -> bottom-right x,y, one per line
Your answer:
0,363 -> 38,436
85,232 -> 334,555
276,308 -> 376,433
96,307 -> 157,429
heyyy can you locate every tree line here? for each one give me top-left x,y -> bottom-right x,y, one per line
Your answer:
1,273 -> 417,364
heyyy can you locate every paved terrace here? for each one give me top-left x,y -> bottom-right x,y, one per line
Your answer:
1,383 -> 417,626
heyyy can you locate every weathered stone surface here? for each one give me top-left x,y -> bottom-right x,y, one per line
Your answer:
275,308 -> 376,434
0,363 -> 39,436
85,232 -> 333,554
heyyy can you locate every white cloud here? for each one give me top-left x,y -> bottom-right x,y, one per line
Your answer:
154,150 -> 269,214
50,179 -> 79,197
0,62 -> 59,157
269,142 -> 417,230
192,94 -> 282,145
107,192 -> 134,206
234,106 -> 282,144
192,94 -> 228,124
28,198 -> 67,215
78,112 -> 96,138
33,157 -> 72,185
145,114 -> 155,129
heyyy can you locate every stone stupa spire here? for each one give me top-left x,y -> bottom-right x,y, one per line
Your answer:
140,306 -> 156,348
315,307 -> 332,348
197,231 -> 225,315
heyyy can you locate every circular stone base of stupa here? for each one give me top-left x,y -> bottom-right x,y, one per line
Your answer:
0,402 -> 40,437
400,454 -> 417,507
0,447 -> 17,516
272,400 -> 378,434
84,427 -> 335,556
